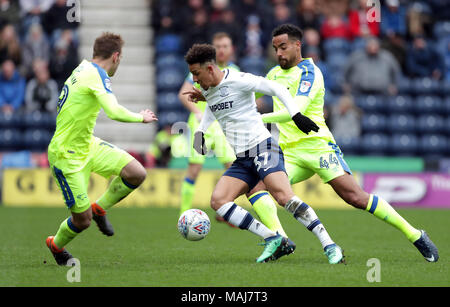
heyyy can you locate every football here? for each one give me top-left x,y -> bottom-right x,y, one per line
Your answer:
177,209 -> 211,241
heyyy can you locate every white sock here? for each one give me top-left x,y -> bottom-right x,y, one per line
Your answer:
216,202 -> 276,239
285,196 -> 334,249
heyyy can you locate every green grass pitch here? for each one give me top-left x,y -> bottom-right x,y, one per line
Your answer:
0,206 -> 448,287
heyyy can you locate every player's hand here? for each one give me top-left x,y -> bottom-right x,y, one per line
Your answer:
292,113 -> 319,134
182,87 -> 205,103
140,109 -> 158,123
193,131 -> 207,155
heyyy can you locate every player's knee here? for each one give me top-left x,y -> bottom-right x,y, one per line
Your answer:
127,165 -> 147,187
72,215 -> 91,230
271,191 -> 291,207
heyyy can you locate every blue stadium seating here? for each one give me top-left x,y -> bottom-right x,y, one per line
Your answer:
387,113 -> 416,133
156,53 -> 187,74
157,92 -> 182,111
23,129 -> 52,150
361,133 -> 389,155
155,34 -> 182,54
361,113 -> 387,133
239,56 -> 266,76
1,150 -> 32,168
0,129 -> 23,151
323,38 -> 350,55
414,96 -> 443,114
0,112 -> 23,129
419,134 -> 448,157
411,78 -> 441,96
158,111 -> 189,128
355,95 -> 386,113
397,77 -> 412,95
389,133 -> 419,156
23,111 -> 56,132
433,21 -> 450,38
334,136 -> 360,155
386,95 -> 413,114
325,52 -> 347,72
417,114 -> 445,134
156,69 -> 185,91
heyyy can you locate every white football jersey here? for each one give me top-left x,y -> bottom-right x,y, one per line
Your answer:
198,69 -> 299,154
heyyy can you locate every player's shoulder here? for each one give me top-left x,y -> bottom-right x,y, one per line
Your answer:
87,60 -> 113,93
265,65 -> 282,79
298,58 -> 323,76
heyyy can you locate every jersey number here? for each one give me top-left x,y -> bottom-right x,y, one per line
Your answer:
254,152 -> 270,172
57,85 -> 69,115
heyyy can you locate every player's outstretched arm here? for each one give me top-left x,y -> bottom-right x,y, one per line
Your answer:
255,78 -> 319,134
99,93 -> 156,123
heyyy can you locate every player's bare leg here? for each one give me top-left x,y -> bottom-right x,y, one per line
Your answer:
329,173 -> 439,262
263,171 -> 344,264
211,175 -> 288,263
92,159 -> 146,236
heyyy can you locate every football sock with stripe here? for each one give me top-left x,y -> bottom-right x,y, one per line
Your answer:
366,194 -> 421,242
285,196 -> 334,249
53,217 -> 82,249
180,177 -> 195,216
216,202 -> 276,239
248,191 -> 288,237
96,176 -> 138,211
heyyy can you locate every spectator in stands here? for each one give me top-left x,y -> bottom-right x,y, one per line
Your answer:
0,24 -> 22,66
21,22 -> 50,79
49,29 -> 79,89
295,0 -> 320,31
320,0 -> 351,41
42,0 -> 80,46
269,3 -> 296,31
235,0 -> 271,34
207,8 -> 242,52
407,1 -> 434,39
183,8 -> 209,53
209,0 -> 229,24
348,0 -> 380,40
242,14 -> 265,58
329,95 -> 361,139
0,59 -> 25,114
380,0 -> 407,38
302,28 -> 322,58
25,59 -> 58,113
151,0 -> 178,35
19,0 -> 53,35
406,35 -> 444,80
343,36 -> 401,95
0,0 -> 21,30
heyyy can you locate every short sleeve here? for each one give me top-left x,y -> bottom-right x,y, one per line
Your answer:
89,62 -> 113,97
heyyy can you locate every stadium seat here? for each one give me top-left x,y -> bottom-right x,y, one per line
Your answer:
334,136 -> 360,155
0,112 -> 23,129
0,129 -> 23,151
323,38 -> 350,55
156,69 -> 185,92
419,134 -> 447,157
239,56 -> 266,76
355,95 -> 385,113
351,37 -> 367,51
397,77 -> 412,95
387,114 -> 416,133
445,116 -> 450,136
389,133 -> 418,156
156,54 -> 187,74
23,111 -> 56,131
326,52 -> 347,72
156,91 -> 182,112
411,78 -> 440,96
414,96 -> 443,114
360,133 -> 389,155
23,129 -> 52,151
155,34 -> 182,54
433,21 -> 450,38
417,114 -> 445,134
158,111 -> 189,128
361,113 -> 387,133
386,95 -> 413,114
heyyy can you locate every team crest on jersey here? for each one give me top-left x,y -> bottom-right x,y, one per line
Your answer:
219,86 -> 230,97
299,80 -> 311,93
105,78 -> 112,91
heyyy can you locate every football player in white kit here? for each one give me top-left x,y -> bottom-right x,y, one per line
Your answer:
183,44 -> 320,263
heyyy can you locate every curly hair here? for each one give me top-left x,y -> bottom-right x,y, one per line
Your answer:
272,24 -> 303,41
184,44 -> 216,65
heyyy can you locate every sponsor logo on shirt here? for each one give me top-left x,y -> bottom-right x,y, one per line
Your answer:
209,101 -> 233,112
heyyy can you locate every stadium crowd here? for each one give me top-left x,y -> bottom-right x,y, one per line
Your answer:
0,0 -> 79,165
151,0 -> 450,164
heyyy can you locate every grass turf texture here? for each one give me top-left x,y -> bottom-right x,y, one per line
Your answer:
0,206 -> 448,286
